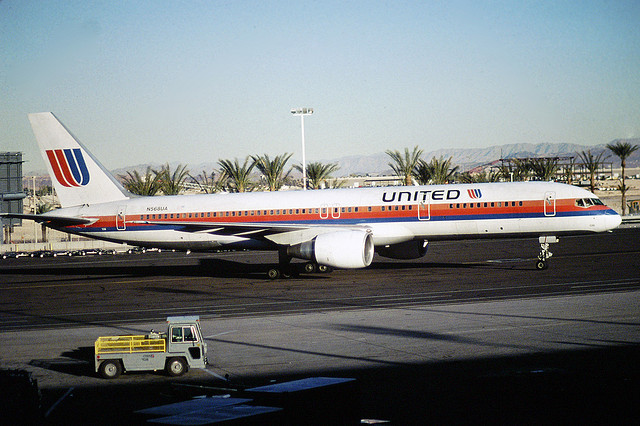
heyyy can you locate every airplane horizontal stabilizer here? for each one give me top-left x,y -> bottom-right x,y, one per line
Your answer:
1,213 -> 97,227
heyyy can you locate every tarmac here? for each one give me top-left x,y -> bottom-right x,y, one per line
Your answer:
1,289 -> 639,424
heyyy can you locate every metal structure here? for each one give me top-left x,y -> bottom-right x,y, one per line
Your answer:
0,152 -> 25,244
481,156 -> 615,182
290,107 -> 314,190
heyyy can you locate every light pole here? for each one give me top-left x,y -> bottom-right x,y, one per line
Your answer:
290,107 -> 313,190
32,176 -> 37,244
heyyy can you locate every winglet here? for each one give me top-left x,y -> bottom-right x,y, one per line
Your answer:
28,113 -> 130,208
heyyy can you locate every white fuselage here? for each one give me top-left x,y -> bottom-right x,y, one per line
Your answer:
46,181 -> 621,251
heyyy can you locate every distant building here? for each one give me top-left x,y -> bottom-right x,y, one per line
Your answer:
1,152 -> 25,243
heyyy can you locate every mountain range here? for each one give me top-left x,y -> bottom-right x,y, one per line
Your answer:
111,140 -> 640,178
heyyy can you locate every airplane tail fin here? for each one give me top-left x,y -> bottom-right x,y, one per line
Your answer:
28,112 -> 130,208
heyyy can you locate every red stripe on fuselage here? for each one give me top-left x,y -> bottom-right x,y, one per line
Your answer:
73,198 -> 610,231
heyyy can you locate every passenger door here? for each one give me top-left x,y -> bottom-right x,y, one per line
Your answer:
116,206 -> 126,230
544,192 -> 556,217
418,200 -> 430,221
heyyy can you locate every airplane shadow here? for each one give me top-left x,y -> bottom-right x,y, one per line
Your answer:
0,256 -> 535,282
369,259 -> 536,271
0,258 -> 329,280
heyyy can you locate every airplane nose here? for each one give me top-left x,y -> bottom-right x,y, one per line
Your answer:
605,210 -> 622,230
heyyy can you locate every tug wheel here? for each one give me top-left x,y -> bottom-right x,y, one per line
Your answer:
166,357 -> 187,377
99,360 -> 122,379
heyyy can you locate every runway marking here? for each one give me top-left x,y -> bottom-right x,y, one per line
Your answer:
4,278 -> 637,318
0,276 -> 204,291
45,387 -> 74,418
205,330 -> 238,338
570,279 -> 639,290
2,276 -> 638,330
203,369 -> 229,381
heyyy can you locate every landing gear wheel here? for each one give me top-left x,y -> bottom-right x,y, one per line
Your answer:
270,246 -> 295,280
318,265 -> 333,273
166,357 -> 187,377
304,262 -> 317,273
535,260 -> 548,270
267,268 -> 281,280
99,360 -> 122,379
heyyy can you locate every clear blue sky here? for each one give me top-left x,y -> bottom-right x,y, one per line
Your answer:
2,0 -> 639,173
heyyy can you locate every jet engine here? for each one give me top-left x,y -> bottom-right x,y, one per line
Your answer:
287,230 -> 374,269
376,239 -> 428,260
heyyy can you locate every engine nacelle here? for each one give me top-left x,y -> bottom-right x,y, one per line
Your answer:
376,239 -> 428,260
287,230 -> 374,269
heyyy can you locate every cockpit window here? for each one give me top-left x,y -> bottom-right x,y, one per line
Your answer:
575,198 -> 604,208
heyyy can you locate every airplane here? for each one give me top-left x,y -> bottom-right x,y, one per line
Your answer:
2,112 -> 622,278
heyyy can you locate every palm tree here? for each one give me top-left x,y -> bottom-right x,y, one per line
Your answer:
323,178 -> 346,189
119,167 -> 162,196
513,158 -> 533,181
577,150 -> 608,193
188,170 -> 220,194
501,158 -> 534,181
414,156 -> 459,184
385,146 -> 423,186
562,157 -> 577,185
529,157 -> 559,181
459,169 -> 502,183
218,157 -> 256,192
155,163 -> 190,195
294,162 -> 340,189
607,141 -> 639,215
251,153 -> 293,191
496,158 -> 532,182
36,201 -> 55,242
36,185 -> 53,197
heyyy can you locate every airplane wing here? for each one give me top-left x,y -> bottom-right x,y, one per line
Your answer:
0,213 -> 97,227
131,219 -> 306,235
130,219 -> 366,245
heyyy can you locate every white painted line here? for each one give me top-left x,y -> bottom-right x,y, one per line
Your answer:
205,330 -> 238,338
45,387 -> 74,418
203,369 -> 229,381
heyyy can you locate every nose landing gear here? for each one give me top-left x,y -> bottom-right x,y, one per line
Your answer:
536,236 -> 558,270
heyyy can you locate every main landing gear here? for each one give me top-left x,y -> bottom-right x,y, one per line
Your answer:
536,236 -> 558,270
266,247 -> 333,279
266,262 -> 333,279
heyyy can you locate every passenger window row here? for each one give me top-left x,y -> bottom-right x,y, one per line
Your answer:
137,200 -> 544,221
